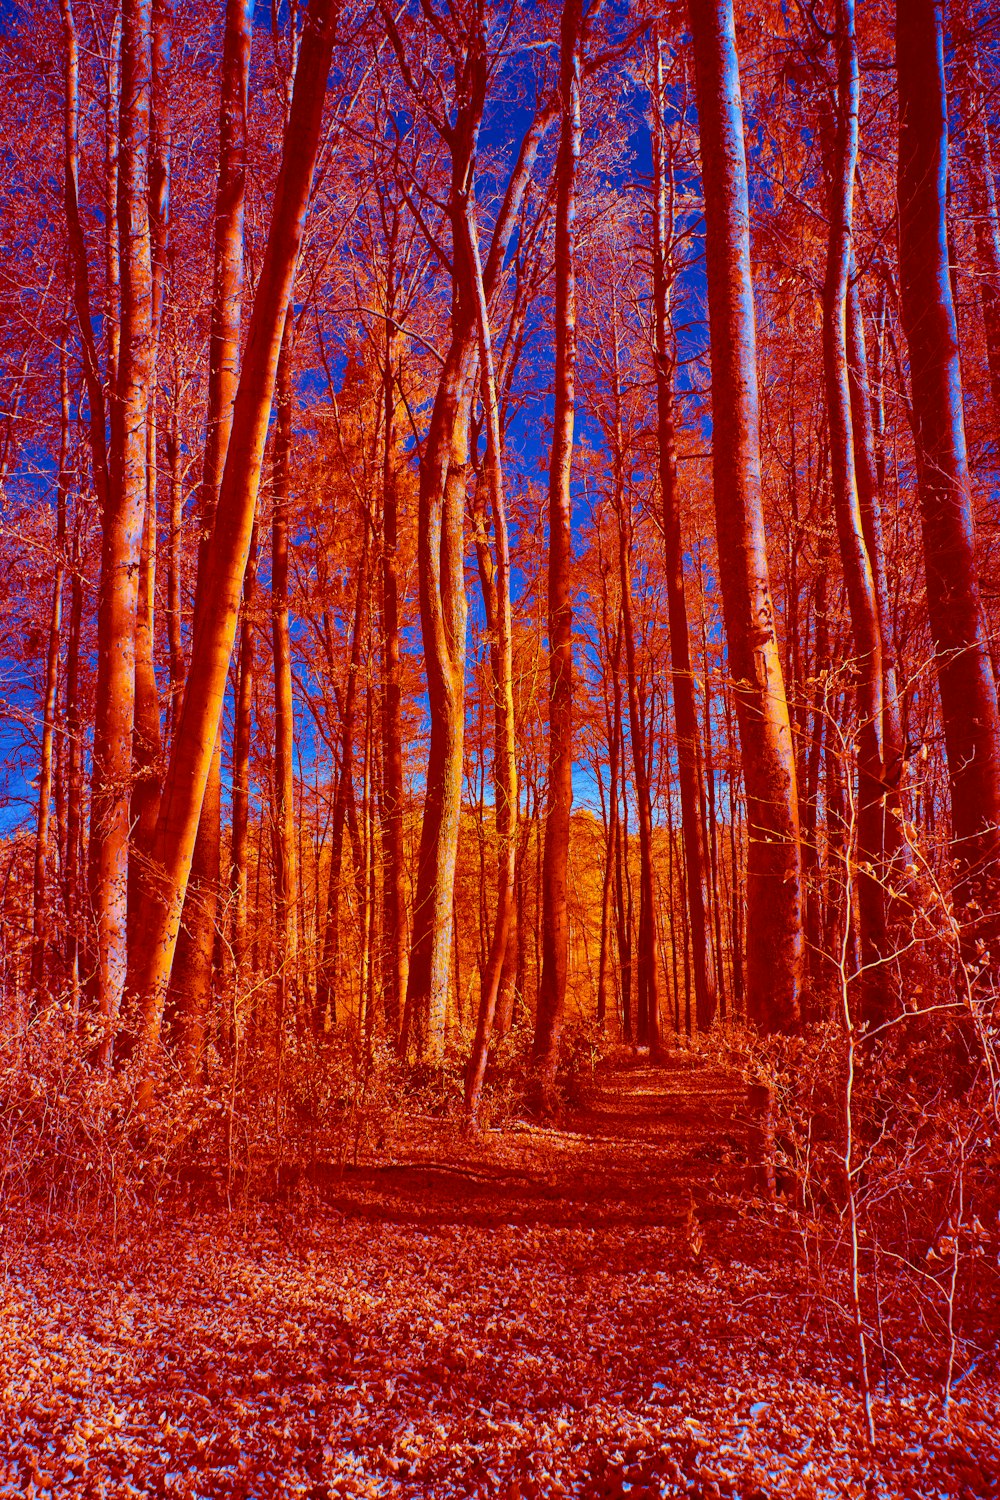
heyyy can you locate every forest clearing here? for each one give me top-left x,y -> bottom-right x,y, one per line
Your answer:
2,0 -> 1000,1492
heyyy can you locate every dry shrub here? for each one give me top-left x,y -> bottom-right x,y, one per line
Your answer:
714,976 -> 1000,1396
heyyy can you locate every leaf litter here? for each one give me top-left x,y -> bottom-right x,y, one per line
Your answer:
0,1060 -> 997,1499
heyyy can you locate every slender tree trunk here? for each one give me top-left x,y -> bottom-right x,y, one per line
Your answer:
596,598 -> 622,1033
652,39 -> 716,1031
896,0 -> 1000,948
463,197 -> 518,1122
104,4 -> 122,391
847,275 -> 906,792
534,0 -> 583,1105
64,518 -> 85,1010
31,330 -> 70,998
126,0 -> 338,1090
617,503 -> 663,1051
380,314 -> 407,1043
164,384 -> 184,733
688,0 -> 804,1031
230,520 -> 258,984
953,0 -> 1000,435
822,0 -> 891,1021
403,350 -> 471,1063
130,0 -> 170,915
163,0 -> 255,1076
87,0 -> 154,1058
317,532 -> 371,1029
271,317 -> 298,1042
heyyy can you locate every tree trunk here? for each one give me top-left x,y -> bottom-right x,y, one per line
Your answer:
164,384 -> 185,733
64,515 -> 85,1009
403,346 -> 471,1063
230,520 -> 258,985
271,317 -> 298,1042
534,0 -> 583,1105
317,537 -> 371,1031
379,316 -> 407,1043
129,0 -> 170,882
822,0 -> 892,1022
463,196 -> 518,1122
688,0 -> 804,1031
953,0 -> 1000,435
88,0 -> 154,1058
31,329 -> 69,998
896,0 -> 1000,948
126,0 -> 338,1089
651,37 -> 716,1032
163,0 -> 254,1075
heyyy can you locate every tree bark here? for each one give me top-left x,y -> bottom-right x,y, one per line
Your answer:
166,0 -> 254,1075
896,0 -> 1000,949
126,0 -> 338,1088
30,329 -> 70,998
379,313 -> 407,1043
386,21 -> 553,1064
463,195 -> 518,1122
688,0 -> 804,1031
534,0 -> 584,1104
651,37 -> 716,1032
164,384 -> 185,732
822,0 -> 892,1022
230,520 -> 258,986
130,0 -> 171,911
88,0 -> 154,1058
317,536 -> 370,1031
271,317 -> 298,1042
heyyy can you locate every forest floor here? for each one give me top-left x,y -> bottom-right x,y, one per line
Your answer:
1,1052 -> 998,1500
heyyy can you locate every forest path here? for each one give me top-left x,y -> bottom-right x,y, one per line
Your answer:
4,1055 -> 997,1498
313,1049 -> 761,1230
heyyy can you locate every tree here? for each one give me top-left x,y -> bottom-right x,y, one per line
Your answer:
687,0 -> 804,1032
534,0 -> 584,1104
821,0 -> 891,1020
896,0 -> 1000,958
126,0 -> 339,1089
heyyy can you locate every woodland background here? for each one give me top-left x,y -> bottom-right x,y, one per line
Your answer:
0,0 -> 1000,1489
0,0 -> 998,1446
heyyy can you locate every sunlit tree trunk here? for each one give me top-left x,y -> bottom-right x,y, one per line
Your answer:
616,496 -> 663,1051
271,318 -> 298,1041
380,309 -> 407,1043
317,532 -> 370,1032
87,0 -> 154,1058
168,0 -> 253,1075
403,348 -> 471,1063
126,0 -> 338,1091
104,4 -> 122,392
64,516 -> 85,1009
130,0 -> 171,899
822,0 -> 891,1021
60,0 -> 112,1010
386,22 -> 552,1065
896,0 -> 1000,949
688,0 -> 804,1031
463,197 -> 518,1122
534,0 -> 583,1104
31,329 -> 70,998
164,384 -> 185,733
230,520 -> 258,987
651,37 -> 716,1032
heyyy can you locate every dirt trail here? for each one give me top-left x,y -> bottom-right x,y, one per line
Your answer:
314,1052 -> 761,1230
2,1056 -> 998,1498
